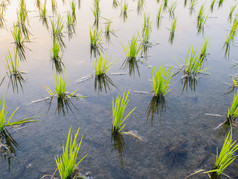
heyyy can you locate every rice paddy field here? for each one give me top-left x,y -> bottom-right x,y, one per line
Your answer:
1,0 -> 238,178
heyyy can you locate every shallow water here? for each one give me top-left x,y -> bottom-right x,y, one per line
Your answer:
0,0 -> 238,178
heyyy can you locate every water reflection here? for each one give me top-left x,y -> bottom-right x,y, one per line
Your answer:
181,76 -> 197,93
51,57 -> 64,74
223,42 -> 230,59
169,31 -> 175,44
67,22 -> 76,41
0,129 -> 20,172
121,58 -> 140,77
7,73 -> 26,94
111,132 -> 127,169
137,0 -> 144,15
90,44 -> 103,59
112,0 -> 118,8
94,74 -> 117,94
146,95 -> 167,126
47,97 -> 78,116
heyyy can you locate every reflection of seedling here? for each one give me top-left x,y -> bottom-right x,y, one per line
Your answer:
67,12 -> 76,39
92,0 -> 100,27
0,97 -> 38,132
164,0 -> 168,8
55,127 -> 87,179
6,51 -> 20,75
151,65 -> 173,97
122,34 -> 142,61
113,0 -> 118,8
112,90 -> 136,134
17,0 -> 30,38
197,8 -> 207,34
169,18 -> 177,44
137,0 -> 144,14
218,0 -> 223,7
190,0 -> 197,14
228,4 -> 237,22
51,0 -> 57,13
39,0 -> 48,28
94,74 -> 116,94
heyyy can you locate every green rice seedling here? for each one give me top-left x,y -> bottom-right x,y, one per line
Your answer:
0,97 -> 38,132
157,5 -> 163,29
90,27 -> 102,49
224,90 -> 238,125
71,1 -> 76,21
200,38 -> 209,59
186,127 -> 238,178
175,46 -> 208,77
0,11 -> 5,28
210,0 -> 215,12
36,0 -> 41,9
169,18 -> 176,44
121,1 -> 128,21
151,65 -> 173,97
94,55 -> 113,76
39,0 -> 47,20
51,16 -> 65,49
218,0 -> 223,7
142,14 -> 152,45
197,11 -> 207,33
228,4 -> 237,22
197,4 -> 205,20
190,0 -> 197,13
67,12 -> 75,39
121,34 -> 142,61
184,0 -> 187,7
112,90 -> 136,134
105,21 -> 111,35
168,2 -> 176,18
51,37 -> 61,61
225,18 -> 238,46
6,51 -> 20,75
205,128 -> 238,178
92,0 -> 100,26
55,127 -> 87,179
52,73 -> 67,99
17,0 -> 29,38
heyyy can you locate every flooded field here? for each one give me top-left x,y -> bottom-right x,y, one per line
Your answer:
0,0 -> 238,178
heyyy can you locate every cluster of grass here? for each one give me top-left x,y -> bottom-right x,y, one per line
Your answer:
151,65 -> 173,97
39,0 -> 47,20
105,21 -> 111,35
17,0 -> 29,38
175,46 -> 208,77
169,18 -> 177,44
51,37 -> 61,61
164,0 -> 168,8
137,0 -> 144,14
92,0 -> 100,26
6,51 -> 20,75
218,0 -> 224,7
197,5 -> 207,32
51,16 -> 64,41
122,34 -> 142,61
71,1 -> 76,21
121,1 -> 128,21
225,90 -> 238,125
0,97 -> 38,132
94,55 -> 113,76
112,90 -> 136,134
51,0 -> 57,13
190,0 -> 197,12
90,27 -> 102,49
142,14 -> 152,45
55,127 -> 87,179
113,0 -> 118,8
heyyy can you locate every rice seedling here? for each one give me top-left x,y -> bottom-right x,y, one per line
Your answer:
169,18 -> 176,44
39,0 -> 47,20
55,127 -> 87,179
105,21 -> 112,40
112,90 -> 136,134
121,34 -> 142,61
51,37 -> 61,61
151,65 -> 173,97
90,27 -> 102,50
142,14 -> 152,45
224,17 -> 238,47
0,97 -> 38,132
190,0 -> 197,14
11,23 -> 28,60
6,51 -> 20,75
210,0 -> 215,12
184,0 -> 187,7
51,16 -> 65,49
197,10 -> 207,33
197,4 -> 205,20
17,0 -> 30,38
120,1 -> 128,21
228,4 -> 237,22
157,5 -> 163,29
67,12 -> 75,39
168,2 -> 176,18
92,0 -> 100,27
0,11 -> 5,28
175,46 -> 208,77
36,0 -> 41,9
218,0 -> 223,7
200,38 -> 209,59
94,55 -> 113,76
71,1 -> 76,22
